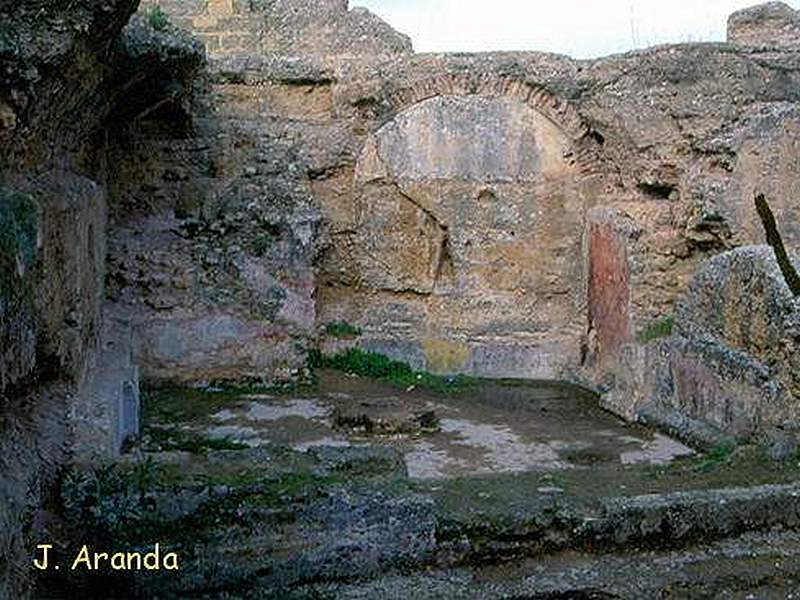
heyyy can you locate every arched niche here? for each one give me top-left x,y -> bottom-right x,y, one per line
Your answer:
323,89 -> 596,379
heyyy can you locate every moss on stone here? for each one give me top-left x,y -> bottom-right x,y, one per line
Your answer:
324,320 -> 362,338
637,316 -> 674,343
251,232 -> 274,257
145,6 -> 170,32
145,426 -> 250,453
0,188 -> 38,303
142,385 -> 251,425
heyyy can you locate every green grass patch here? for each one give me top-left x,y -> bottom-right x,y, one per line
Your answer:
637,316 -> 674,343
146,6 -> 170,31
146,427 -> 250,453
691,442 -> 737,473
142,386 -> 251,425
310,348 -> 476,394
324,320 -> 362,339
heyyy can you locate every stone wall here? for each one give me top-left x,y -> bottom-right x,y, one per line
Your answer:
604,246 -> 800,444
0,3 -> 203,594
138,0 -> 412,59
119,0 -> 800,382
138,0 -> 263,56
104,59 -> 326,384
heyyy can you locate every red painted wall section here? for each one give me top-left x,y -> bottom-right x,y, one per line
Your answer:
588,219 -> 632,365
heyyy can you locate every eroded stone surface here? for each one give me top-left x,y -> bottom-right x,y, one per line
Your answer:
669,246 -> 800,435
606,246 -> 800,443
728,1 -> 800,48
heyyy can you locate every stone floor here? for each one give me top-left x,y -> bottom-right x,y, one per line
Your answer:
164,371 -> 695,481
45,371 -> 800,598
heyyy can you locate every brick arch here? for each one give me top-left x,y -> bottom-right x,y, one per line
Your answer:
359,72 -> 602,176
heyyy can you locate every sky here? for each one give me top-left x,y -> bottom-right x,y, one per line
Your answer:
351,0 -> 800,58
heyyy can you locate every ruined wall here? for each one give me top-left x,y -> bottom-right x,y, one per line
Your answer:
121,0 -> 800,384
100,0 -> 414,385
605,246 -> 800,444
0,4 -> 203,595
326,47 -> 800,378
105,114 -> 325,383
138,0 -> 412,59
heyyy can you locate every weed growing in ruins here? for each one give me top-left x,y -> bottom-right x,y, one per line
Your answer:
324,320 -> 362,338
61,458 -> 166,535
146,6 -> 170,32
310,348 -> 476,394
637,316 -> 674,343
692,442 -> 737,473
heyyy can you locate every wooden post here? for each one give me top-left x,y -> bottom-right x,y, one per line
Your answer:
755,193 -> 800,297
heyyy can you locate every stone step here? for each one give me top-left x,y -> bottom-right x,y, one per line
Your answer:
439,482 -> 800,565
305,529 -> 800,599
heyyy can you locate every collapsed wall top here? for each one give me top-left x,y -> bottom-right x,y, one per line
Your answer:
138,0 -> 412,61
728,1 -> 800,48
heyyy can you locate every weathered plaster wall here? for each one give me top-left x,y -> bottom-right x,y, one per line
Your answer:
335,94 -> 587,377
